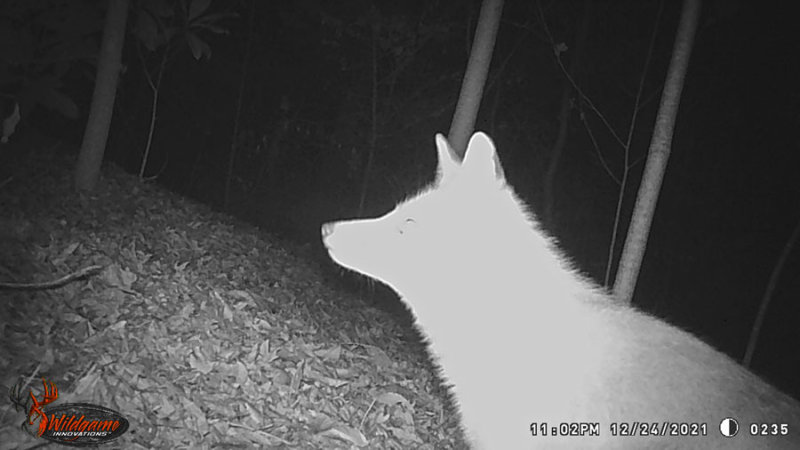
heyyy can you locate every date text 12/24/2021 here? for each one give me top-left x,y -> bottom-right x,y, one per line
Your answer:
529,420 -> 792,440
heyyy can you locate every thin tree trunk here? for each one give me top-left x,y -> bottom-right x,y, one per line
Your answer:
604,0 -> 663,288
744,217 -> 800,367
138,49 -> 167,179
224,0 -> 256,210
75,0 -> 129,191
448,0 -> 504,157
612,0 -> 701,304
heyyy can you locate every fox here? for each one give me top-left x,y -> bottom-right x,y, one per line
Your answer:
321,132 -> 800,449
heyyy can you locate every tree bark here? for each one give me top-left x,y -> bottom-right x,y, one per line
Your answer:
612,0 -> 701,304
75,0 -> 129,192
448,0 -> 504,157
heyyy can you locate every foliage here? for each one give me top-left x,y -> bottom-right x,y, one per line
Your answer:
133,0 -> 236,60
0,0 -> 103,120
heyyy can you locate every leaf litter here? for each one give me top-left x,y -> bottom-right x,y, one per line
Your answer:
0,147 -> 466,449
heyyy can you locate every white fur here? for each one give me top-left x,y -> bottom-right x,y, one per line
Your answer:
322,132 -> 800,449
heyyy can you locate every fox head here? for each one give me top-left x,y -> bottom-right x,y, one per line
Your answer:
323,133 -> 800,450
321,132 -> 546,305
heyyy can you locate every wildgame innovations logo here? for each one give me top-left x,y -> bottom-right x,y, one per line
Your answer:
12,378 -> 130,446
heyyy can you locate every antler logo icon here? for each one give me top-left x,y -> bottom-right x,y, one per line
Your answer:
27,378 -> 59,437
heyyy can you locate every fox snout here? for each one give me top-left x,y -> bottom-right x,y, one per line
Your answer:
320,222 -> 335,240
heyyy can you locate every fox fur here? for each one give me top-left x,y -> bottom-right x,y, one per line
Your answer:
321,132 -> 800,449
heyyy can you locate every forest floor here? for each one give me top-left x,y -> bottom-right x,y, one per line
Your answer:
0,142 -> 465,449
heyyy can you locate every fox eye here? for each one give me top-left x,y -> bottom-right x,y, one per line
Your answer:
398,218 -> 416,234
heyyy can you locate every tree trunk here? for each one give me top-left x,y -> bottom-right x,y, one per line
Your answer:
75,0 -> 130,192
612,0 -> 701,304
448,0 -> 504,157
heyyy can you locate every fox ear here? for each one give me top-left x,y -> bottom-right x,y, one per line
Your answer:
462,132 -> 506,184
435,133 -> 460,183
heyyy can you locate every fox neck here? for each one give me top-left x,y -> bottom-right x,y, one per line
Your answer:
396,191 -> 607,426
398,189 -> 599,346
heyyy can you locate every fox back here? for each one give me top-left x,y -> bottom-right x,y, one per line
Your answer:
321,132 -> 800,449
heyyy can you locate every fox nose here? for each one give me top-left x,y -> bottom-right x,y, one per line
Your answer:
321,222 -> 336,239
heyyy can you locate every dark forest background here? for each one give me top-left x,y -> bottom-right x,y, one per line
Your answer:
2,0 -> 799,398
